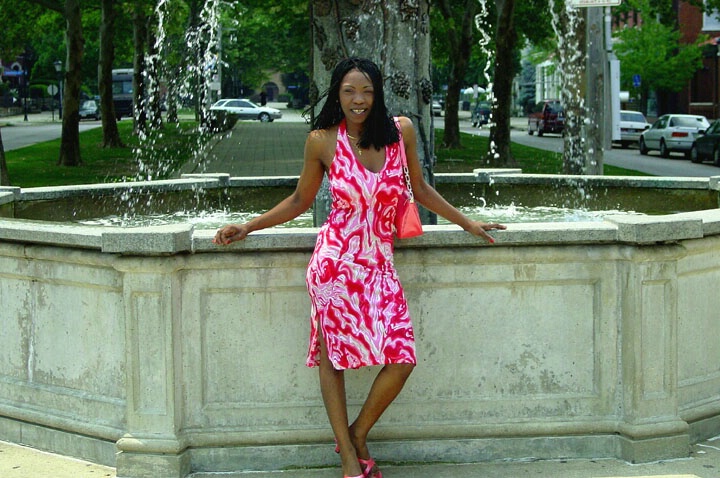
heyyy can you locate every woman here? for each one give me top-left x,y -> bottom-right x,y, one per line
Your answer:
214,57 -> 505,478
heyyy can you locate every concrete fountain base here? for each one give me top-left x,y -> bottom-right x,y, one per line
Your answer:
1,172 -> 719,478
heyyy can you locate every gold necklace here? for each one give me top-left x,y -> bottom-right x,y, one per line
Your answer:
347,133 -> 362,156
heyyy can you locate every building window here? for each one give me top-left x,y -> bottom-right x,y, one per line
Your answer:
704,1 -> 720,31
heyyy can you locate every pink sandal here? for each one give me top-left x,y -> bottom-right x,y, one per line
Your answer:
359,457 -> 382,478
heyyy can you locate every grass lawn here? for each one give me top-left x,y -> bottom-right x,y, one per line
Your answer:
2,122 -> 646,188
3,120 -> 213,188
434,129 -> 647,176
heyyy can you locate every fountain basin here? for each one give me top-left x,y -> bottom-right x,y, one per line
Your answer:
1,171 -> 720,478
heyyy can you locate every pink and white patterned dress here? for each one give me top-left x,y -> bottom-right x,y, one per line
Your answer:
305,118 -> 417,370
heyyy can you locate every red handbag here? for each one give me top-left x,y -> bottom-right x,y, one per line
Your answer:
394,120 -> 423,239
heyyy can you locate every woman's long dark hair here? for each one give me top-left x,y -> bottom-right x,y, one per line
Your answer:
311,57 -> 399,150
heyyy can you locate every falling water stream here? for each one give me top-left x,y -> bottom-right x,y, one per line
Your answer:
78,0 -> 638,229
548,0 -> 588,174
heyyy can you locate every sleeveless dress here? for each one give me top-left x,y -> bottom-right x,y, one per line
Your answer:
305,119 -> 417,370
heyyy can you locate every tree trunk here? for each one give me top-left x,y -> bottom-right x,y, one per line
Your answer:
310,0 -> 433,225
58,0 -> 83,167
488,0 -> 518,166
0,129 -> 10,186
436,0 -> 480,149
99,0 -> 124,148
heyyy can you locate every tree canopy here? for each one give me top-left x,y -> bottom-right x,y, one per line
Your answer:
613,0 -> 707,114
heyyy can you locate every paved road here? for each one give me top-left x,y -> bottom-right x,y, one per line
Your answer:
445,116 -> 720,177
1,113 -> 102,151
5,108 -> 720,178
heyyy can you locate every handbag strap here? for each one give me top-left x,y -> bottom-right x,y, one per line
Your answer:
394,118 -> 415,201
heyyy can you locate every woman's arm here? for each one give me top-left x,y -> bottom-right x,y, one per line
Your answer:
398,116 -> 506,243
213,129 -> 329,245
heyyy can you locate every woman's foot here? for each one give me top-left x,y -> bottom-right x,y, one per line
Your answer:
359,457 -> 382,478
336,442 -> 363,478
360,458 -> 382,478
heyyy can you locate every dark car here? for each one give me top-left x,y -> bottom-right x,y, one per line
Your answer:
527,99 -> 564,136
471,101 -> 491,127
690,119 -> 720,166
79,100 -> 100,121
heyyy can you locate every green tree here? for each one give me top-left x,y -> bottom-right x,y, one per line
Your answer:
487,0 -> 552,166
99,0 -> 124,147
431,0 -> 482,149
19,0 -> 85,166
219,0 -> 309,100
613,0 -> 706,115
311,0 -> 433,224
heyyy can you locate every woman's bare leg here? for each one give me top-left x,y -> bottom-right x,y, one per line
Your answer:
349,363 -> 415,460
318,335 -> 363,477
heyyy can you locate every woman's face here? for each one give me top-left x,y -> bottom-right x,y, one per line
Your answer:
338,68 -> 374,128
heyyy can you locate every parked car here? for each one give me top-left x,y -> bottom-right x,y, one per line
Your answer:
471,101 -> 491,127
639,114 -> 709,158
209,99 -> 282,122
690,119 -> 720,166
432,100 -> 442,117
79,100 -> 100,121
615,110 -> 650,148
527,99 -> 564,136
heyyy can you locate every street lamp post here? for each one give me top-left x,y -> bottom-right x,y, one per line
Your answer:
53,60 -> 63,120
19,54 -> 28,122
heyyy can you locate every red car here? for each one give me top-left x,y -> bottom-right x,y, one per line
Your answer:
527,99 -> 564,136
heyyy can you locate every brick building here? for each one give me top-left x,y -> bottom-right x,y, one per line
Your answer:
680,2 -> 720,119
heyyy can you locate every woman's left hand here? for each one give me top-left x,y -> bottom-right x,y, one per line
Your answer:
465,221 -> 506,244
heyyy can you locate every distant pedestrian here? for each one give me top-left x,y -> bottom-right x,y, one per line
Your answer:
260,91 -> 267,106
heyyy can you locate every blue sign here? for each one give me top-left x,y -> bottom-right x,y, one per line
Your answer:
632,74 -> 641,87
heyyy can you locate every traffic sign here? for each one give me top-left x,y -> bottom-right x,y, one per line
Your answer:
632,74 -> 641,88
47,84 -> 58,95
568,0 -> 622,6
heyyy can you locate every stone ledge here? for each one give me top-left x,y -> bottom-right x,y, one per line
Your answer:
101,224 -> 193,254
605,214 -> 704,244
0,218 -> 102,249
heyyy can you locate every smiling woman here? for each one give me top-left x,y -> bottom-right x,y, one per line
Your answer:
213,57 -> 504,478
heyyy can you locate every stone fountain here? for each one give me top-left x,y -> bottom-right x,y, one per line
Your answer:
1,171 -> 719,478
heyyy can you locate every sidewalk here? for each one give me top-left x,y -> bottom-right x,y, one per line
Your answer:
177,104 -> 528,178
3,436 -> 720,477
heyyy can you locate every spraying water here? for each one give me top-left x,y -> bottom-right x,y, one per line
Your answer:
115,0 -> 231,220
474,0 -> 496,162
548,0 -> 587,175
131,0 -> 225,181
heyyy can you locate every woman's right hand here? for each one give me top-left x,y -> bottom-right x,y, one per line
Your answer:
213,224 -> 250,245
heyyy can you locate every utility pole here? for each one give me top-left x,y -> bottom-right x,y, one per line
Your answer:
585,6 -> 605,175
570,0 -> 621,175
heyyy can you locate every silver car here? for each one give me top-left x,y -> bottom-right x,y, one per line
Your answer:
209,98 -> 282,122
615,110 -> 649,148
639,114 -> 709,158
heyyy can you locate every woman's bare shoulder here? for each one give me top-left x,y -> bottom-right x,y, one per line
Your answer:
307,126 -> 338,144
305,126 -> 338,164
396,116 -> 416,140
